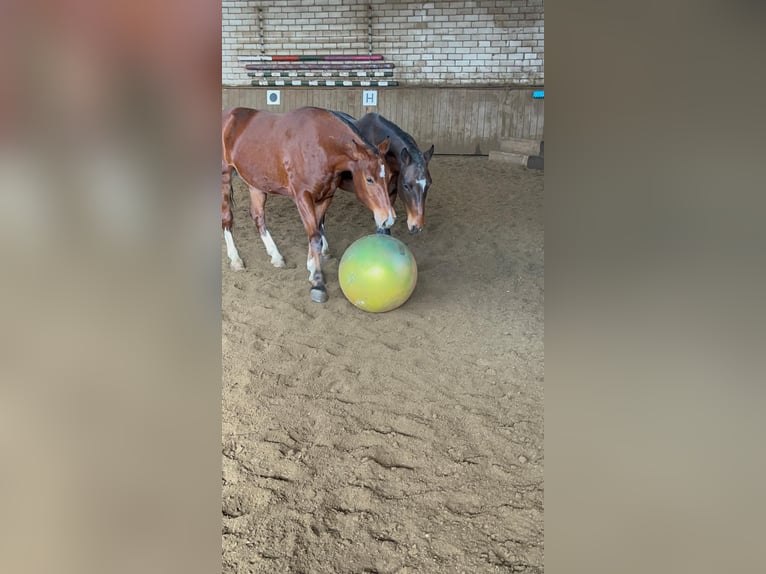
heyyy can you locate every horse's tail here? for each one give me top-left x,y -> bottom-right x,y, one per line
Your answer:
228,172 -> 236,209
222,109 -> 245,209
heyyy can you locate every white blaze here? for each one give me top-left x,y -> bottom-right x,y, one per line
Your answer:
416,178 -> 427,193
380,163 -> 386,178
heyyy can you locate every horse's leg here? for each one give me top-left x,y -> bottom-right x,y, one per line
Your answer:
314,198 -> 333,257
294,191 -> 328,303
248,185 -> 286,268
319,217 -> 329,256
222,163 -> 245,270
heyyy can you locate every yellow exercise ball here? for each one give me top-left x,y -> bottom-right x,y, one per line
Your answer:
338,234 -> 418,313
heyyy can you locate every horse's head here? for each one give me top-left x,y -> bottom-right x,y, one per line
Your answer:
350,137 -> 396,230
397,144 -> 434,233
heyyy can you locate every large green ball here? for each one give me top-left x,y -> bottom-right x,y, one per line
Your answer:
338,234 -> 418,313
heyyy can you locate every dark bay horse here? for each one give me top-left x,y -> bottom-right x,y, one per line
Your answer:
336,112 -> 434,235
222,106 -> 394,302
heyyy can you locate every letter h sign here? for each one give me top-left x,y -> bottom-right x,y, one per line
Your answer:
362,90 -> 378,106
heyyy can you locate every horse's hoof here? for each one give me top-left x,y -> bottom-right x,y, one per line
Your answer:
271,258 -> 286,268
310,287 -> 329,303
230,258 -> 245,271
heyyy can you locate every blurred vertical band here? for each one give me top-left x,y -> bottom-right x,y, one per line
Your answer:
547,2 -> 766,574
0,1 -> 222,573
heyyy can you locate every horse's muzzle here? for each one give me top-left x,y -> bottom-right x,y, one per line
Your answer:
408,224 -> 422,234
375,210 -> 396,229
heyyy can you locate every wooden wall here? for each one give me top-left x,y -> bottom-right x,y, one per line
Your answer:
222,87 -> 544,155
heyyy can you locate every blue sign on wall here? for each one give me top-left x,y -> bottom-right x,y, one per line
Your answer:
532,90 -> 544,99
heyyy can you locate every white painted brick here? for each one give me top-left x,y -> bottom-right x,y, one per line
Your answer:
222,0 -> 544,85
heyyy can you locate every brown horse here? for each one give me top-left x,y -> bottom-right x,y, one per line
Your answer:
336,112 -> 434,236
222,106 -> 394,302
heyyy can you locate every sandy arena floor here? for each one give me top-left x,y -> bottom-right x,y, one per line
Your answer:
222,156 -> 544,573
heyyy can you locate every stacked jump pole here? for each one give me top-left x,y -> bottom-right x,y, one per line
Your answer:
238,5 -> 397,87
241,55 -> 398,87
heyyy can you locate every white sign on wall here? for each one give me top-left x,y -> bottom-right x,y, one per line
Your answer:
266,90 -> 281,105
362,90 -> 378,106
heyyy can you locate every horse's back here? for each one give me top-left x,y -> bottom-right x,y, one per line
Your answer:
222,106 -> 347,193
224,106 -> 338,151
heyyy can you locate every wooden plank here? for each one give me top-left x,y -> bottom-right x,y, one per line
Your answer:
477,95 -> 488,154
535,100 -> 545,139
420,88 -> 432,149
464,91 -> 476,153
420,88 -> 436,151
433,89 -> 444,152
452,89 -> 464,152
282,87 -> 294,112
500,89 -> 511,138
470,94 -> 481,154
500,138 -> 540,155
512,91 -> 522,142
401,88 -> 414,134
446,89 -> 460,154
521,98 -> 531,139
465,90 -> 476,152
526,98 -> 537,139
527,98 -> 537,139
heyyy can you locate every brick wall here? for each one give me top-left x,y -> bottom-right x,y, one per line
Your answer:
222,0 -> 544,86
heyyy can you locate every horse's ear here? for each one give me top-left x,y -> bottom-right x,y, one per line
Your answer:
377,137 -> 391,156
352,138 -> 366,156
424,144 -> 434,163
400,147 -> 411,165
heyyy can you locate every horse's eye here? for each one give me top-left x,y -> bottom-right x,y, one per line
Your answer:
366,177 -> 373,183
403,183 -> 410,191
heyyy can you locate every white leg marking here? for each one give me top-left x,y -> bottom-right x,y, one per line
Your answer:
224,228 -> 245,270
320,231 -> 330,256
260,230 -> 285,267
307,251 -> 317,279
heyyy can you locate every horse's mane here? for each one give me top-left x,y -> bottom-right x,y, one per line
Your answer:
371,113 -> 426,167
325,109 -> 380,156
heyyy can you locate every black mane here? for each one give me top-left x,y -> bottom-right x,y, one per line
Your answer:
372,114 -> 426,167
327,110 -> 380,155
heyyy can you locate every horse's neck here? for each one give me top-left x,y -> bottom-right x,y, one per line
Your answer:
330,137 -> 368,171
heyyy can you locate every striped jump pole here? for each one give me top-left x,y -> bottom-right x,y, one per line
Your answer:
251,79 -> 398,87
245,62 -> 394,71
238,55 -> 384,62
247,70 -> 394,78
